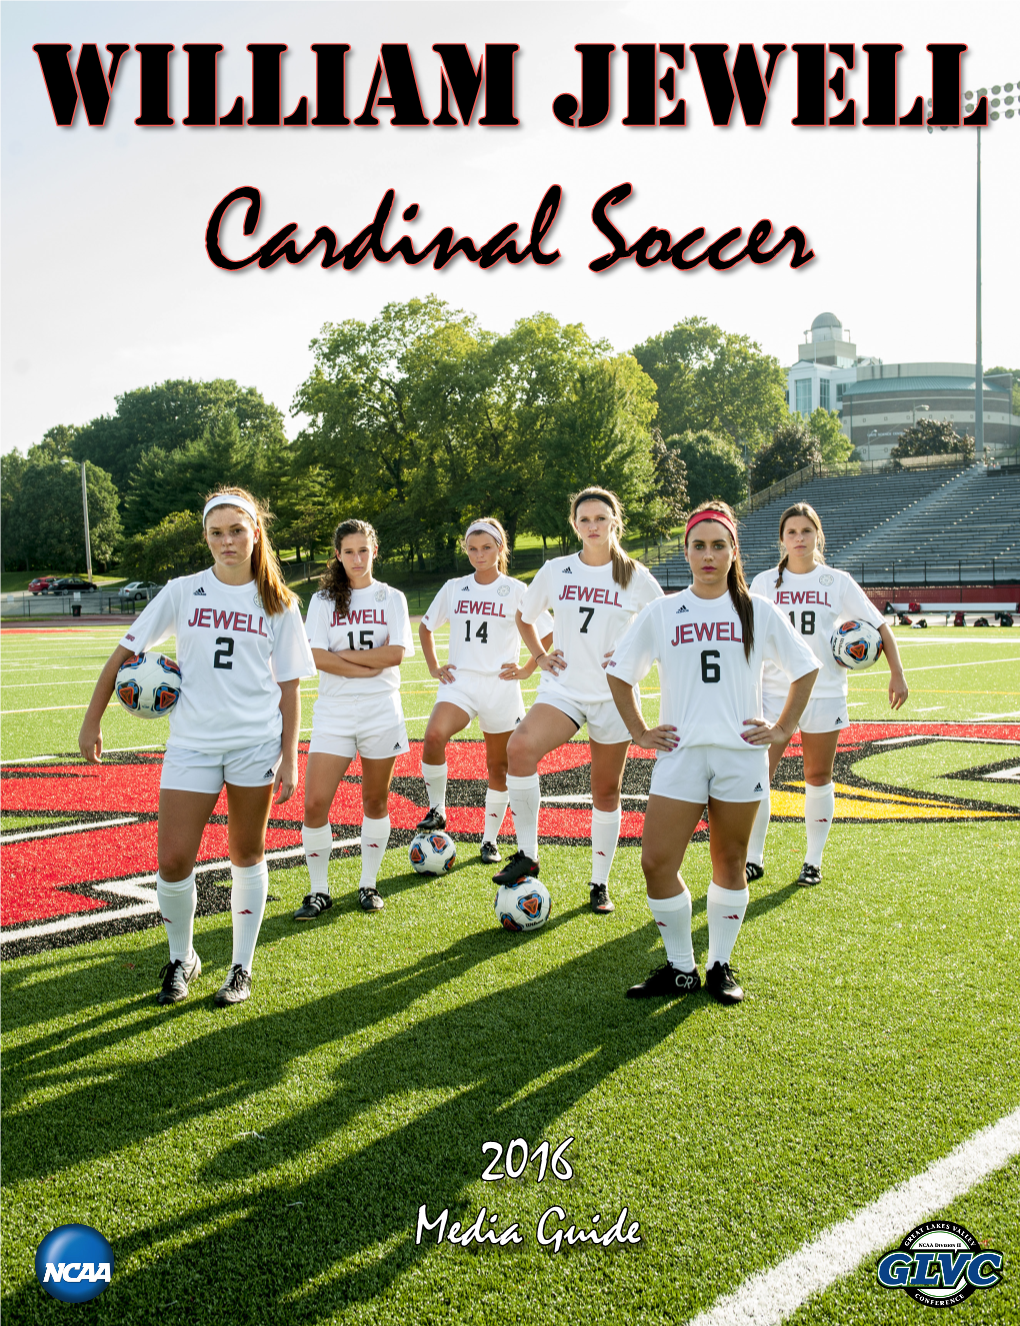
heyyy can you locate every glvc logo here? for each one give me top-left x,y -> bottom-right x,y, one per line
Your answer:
35,1224 -> 114,1303
877,1221 -> 1003,1309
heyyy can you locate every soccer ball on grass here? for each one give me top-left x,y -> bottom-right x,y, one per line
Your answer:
409,832 -> 457,875
495,877 -> 551,932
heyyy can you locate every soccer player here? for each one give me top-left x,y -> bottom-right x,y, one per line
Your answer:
416,518 -> 553,864
78,488 -> 315,1008
747,503 -> 908,886
296,519 -> 414,918
606,501 -> 819,1005
494,487 -> 664,913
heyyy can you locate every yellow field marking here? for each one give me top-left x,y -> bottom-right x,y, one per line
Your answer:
772,783 -> 1012,822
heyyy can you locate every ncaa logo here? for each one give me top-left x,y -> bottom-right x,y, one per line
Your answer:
877,1221 -> 1003,1308
35,1224 -> 114,1303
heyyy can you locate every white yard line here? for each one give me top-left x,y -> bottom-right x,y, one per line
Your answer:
0,816 -> 139,844
854,657 -> 1020,677
686,1106 -> 1020,1326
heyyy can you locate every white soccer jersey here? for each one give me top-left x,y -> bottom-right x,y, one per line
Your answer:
421,573 -> 552,673
521,554 -> 664,703
607,588 -> 818,753
305,582 -> 414,701
749,564 -> 884,701
119,569 -> 315,754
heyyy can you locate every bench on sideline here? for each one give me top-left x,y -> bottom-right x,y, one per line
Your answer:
884,600 -> 1017,627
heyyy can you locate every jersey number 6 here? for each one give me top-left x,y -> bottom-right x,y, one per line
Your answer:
701,649 -> 721,683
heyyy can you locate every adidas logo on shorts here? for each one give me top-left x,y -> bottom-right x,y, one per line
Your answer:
754,782 -> 763,791
393,742 -> 401,750
193,587 -> 207,596
835,716 -> 842,724
263,768 -> 275,778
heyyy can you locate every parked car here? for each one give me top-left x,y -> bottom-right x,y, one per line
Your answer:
52,578 -> 99,595
28,576 -> 58,595
118,581 -> 162,602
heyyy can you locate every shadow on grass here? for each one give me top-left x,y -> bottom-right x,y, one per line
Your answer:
2,881 -> 801,1323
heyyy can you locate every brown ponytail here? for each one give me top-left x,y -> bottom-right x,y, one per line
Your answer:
319,519 -> 378,619
685,499 -> 754,662
203,487 -> 296,617
775,503 -> 826,589
570,486 -> 636,590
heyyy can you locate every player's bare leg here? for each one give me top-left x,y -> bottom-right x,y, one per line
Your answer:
628,795 -> 705,997
296,753 -> 352,920
588,738 -> 630,912
357,756 -> 398,910
798,729 -> 840,884
747,727 -> 794,882
481,729 -> 512,863
497,704 -> 579,883
419,701 -> 470,830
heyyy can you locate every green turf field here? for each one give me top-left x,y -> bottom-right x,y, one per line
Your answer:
2,622 -> 1018,1325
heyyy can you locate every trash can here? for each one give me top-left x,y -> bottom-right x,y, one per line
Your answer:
72,592 -> 82,618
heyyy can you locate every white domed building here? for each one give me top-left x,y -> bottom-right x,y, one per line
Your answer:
785,312 -> 863,418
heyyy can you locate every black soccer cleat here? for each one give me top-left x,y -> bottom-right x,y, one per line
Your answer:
626,962 -> 701,999
589,882 -> 615,914
705,961 -> 743,1005
359,886 -> 385,912
480,840 -> 501,866
795,862 -> 822,887
156,952 -> 201,1005
745,862 -> 765,884
213,963 -> 252,1007
492,849 -> 539,887
293,892 -> 332,921
416,807 -> 447,832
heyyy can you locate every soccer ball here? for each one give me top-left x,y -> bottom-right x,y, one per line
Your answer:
831,620 -> 883,670
115,653 -> 181,719
495,877 -> 552,932
409,831 -> 457,875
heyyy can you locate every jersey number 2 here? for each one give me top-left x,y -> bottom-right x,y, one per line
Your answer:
213,636 -> 234,670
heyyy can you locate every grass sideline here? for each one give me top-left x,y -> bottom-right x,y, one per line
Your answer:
2,628 -> 1019,1324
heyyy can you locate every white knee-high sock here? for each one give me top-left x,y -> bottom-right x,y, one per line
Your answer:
230,861 -> 268,973
747,790 -> 771,868
302,823 -> 334,896
506,773 -> 541,859
804,782 -> 836,867
422,761 -> 448,815
590,807 -> 622,885
359,815 -> 391,888
484,787 -> 510,842
706,881 -> 749,969
647,890 -> 694,971
157,872 -> 197,964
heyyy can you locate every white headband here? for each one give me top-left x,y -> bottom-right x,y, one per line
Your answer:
203,495 -> 259,526
464,521 -> 503,546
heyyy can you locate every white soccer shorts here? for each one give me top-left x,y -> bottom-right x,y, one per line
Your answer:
431,672 -> 526,734
649,744 -> 769,804
160,738 -> 283,794
533,679 -> 633,746
762,688 -> 849,734
309,691 -> 410,761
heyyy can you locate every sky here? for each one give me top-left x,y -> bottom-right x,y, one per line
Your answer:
2,0 -> 1018,452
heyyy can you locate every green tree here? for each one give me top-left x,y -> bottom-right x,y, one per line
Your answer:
665,430 -> 747,508
118,510 -> 208,583
72,379 -> 289,492
751,417 -> 820,492
889,418 -> 974,466
807,408 -> 854,464
2,459 -> 121,572
0,451 -> 29,569
531,354 -> 659,545
293,297 -> 479,570
28,425 -> 77,464
987,366 -> 1020,422
632,317 -> 787,454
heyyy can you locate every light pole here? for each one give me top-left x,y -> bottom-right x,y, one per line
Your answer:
929,80 -> 1016,460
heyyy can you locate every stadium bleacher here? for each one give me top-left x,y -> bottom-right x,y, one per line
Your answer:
652,464 -> 1020,588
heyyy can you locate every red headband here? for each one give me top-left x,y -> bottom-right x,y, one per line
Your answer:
685,509 -> 738,543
